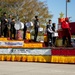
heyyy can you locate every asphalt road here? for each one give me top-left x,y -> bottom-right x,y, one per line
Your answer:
0,61 -> 75,75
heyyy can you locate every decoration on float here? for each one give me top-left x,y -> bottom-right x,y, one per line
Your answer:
0,48 -> 51,55
0,41 -> 24,47
24,43 -> 43,48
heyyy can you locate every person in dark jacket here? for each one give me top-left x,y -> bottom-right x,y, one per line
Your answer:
0,19 -> 1,36
23,21 -> 27,40
1,12 -> 8,37
10,18 -> 16,39
52,23 -> 56,46
34,16 -> 40,42
8,14 -> 12,37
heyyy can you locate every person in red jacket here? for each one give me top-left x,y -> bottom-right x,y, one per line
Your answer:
61,18 -> 72,47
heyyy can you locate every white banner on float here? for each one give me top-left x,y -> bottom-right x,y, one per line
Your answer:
0,48 -> 51,55
0,41 -> 24,47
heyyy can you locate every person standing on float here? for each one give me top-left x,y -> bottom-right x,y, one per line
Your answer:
46,20 -> 53,46
61,18 -> 72,47
34,16 -> 39,42
23,21 -> 27,40
10,18 -> 16,40
1,12 -> 8,37
52,23 -> 57,46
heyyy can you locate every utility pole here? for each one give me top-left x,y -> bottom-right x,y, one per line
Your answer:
66,0 -> 70,17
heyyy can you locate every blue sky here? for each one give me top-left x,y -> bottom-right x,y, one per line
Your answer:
39,0 -> 75,25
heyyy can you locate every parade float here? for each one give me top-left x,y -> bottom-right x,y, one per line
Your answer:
0,18 -> 75,64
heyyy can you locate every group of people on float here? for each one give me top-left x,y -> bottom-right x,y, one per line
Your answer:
0,12 -> 72,47
46,18 -> 72,47
31,16 -> 72,47
32,16 -> 57,47
46,20 -> 57,47
0,12 -> 27,40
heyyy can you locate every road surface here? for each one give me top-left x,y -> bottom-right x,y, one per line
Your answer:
0,61 -> 75,75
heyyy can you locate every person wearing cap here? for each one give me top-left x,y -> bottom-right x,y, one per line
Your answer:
34,16 -> 40,42
1,12 -> 8,37
61,18 -> 72,47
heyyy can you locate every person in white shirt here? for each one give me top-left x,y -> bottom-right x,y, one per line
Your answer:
46,20 -> 53,46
